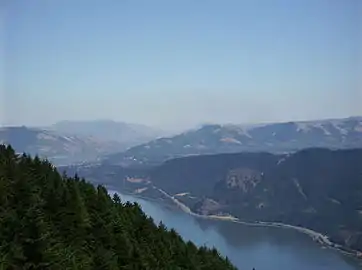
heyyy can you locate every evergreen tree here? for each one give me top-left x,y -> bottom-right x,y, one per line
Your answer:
0,144 -> 237,270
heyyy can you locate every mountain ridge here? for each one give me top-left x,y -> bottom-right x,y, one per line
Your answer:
47,120 -> 168,144
0,120 -> 172,166
0,126 -> 125,166
103,116 -> 362,166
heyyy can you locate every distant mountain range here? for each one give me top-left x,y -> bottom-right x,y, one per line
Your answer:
64,148 -> 362,255
0,120 -> 169,165
3,117 -> 361,167
0,120 -> 167,165
0,126 -> 123,165
47,120 -> 168,147
103,116 -> 362,166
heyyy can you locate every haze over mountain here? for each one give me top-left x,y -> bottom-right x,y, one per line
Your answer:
3,0 -> 361,268
47,120 -> 169,146
103,116 -> 362,166
0,126 -> 126,166
0,119 -> 172,166
4,1 -> 361,130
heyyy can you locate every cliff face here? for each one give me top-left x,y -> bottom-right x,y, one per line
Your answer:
149,148 -> 362,252
149,152 -> 278,197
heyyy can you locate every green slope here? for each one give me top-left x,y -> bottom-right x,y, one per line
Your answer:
0,144 -> 236,270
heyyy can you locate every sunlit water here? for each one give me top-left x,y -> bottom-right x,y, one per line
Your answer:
109,190 -> 362,270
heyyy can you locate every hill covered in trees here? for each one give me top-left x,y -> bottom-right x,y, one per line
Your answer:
68,148 -> 362,255
148,148 -> 362,254
0,144 -> 237,270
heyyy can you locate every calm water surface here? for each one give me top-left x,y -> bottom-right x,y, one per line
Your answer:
109,190 -> 362,270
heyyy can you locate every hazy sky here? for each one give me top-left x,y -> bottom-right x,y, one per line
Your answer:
2,0 -> 362,130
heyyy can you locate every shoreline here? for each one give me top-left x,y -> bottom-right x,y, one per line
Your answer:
108,186 -> 361,259
154,187 -> 361,259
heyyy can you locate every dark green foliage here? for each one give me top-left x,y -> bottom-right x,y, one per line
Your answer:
148,148 -> 362,253
0,144 -> 237,270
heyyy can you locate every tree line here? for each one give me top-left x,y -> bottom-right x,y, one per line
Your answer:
0,144 -> 237,270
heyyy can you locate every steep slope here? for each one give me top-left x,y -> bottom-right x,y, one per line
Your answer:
103,116 -> 362,166
0,144 -> 236,270
148,148 -> 362,254
0,126 -> 125,165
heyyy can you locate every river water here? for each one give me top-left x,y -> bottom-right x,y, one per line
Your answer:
109,190 -> 362,270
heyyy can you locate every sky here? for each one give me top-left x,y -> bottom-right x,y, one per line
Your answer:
2,0 -> 362,130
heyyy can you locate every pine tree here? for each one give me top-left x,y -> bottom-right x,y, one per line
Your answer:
0,144 -> 238,270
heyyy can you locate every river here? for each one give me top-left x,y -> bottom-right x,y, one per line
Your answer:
109,190 -> 362,270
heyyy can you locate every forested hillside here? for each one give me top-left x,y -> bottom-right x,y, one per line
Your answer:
148,148 -> 362,253
0,144 -> 236,270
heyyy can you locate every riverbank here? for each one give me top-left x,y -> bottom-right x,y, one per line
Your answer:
108,185 -> 361,259
153,186 -> 361,259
